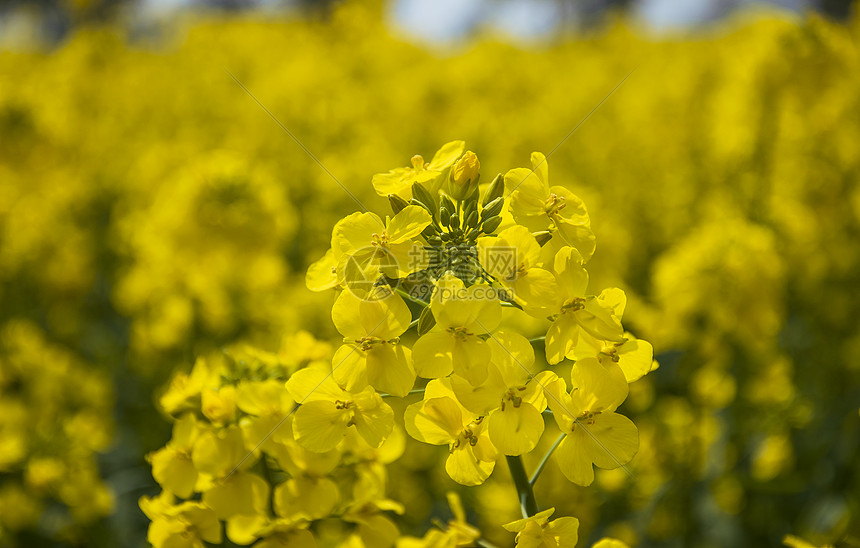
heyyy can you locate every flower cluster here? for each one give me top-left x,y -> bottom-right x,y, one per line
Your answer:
142,331 -> 420,547
301,142 -> 656,544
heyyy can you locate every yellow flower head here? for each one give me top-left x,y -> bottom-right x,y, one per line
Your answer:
544,359 -> 638,486
503,508 -> 579,548
404,379 -> 497,485
413,274 -> 501,385
504,152 -> 595,261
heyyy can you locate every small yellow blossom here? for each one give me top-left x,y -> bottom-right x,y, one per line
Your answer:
503,508 -> 579,548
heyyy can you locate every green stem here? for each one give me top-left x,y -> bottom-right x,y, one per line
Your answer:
396,287 -> 429,308
529,336 -> 545,344
259,455 -> 276,515
529,433 -> 565,486
506,455 -> 538,518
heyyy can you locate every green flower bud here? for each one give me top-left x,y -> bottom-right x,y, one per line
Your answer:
481,197 -> 504,220
417,306 -> 436,335
439,207 -> 451,227
449,211 -> 460,229
465,209 -> 478,230
411,182 -> 436,211
389,194 -> 409,214
440,195 -> 456,216
482,216 -> 502,234
482,173 -> 504,206
533,230 -> 553,246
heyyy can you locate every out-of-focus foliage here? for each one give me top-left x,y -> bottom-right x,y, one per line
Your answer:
1,1 -> 860,546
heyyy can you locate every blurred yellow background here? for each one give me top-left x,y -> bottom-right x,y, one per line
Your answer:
1,0 -> 859,546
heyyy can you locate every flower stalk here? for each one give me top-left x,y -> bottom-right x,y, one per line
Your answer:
506,455 -> 539,519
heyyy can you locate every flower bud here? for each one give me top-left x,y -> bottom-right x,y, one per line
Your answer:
448,151 -> 481,201
417,306 -> 436,335
482,216 -> 502,234
411,182 -> 437,212
481,197 -> 504,220
482,173 -> 504,206
533,230 -> 553,246
389,194 -> 409,214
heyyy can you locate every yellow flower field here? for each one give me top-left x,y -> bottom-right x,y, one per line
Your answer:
1,2 -> 859,546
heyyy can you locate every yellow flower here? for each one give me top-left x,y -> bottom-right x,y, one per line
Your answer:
412,274 -> 501,385
330,287 -> 416,397
504,152 -> 595,261
286,365 -> 395,452
448,150 -> 481,201
477,225 -> 557,313
140,492 -> 222,548
544,358 -> 638,486
568,289 -> 655,382
236,379 -> 296,454
201,384 -> 237,424
190,426 -> 270,520
274,475 -> 339,521
372,140 -> 465,199
451,332 -> 557,455
159,355 -> 218,415
404,379 -> 497,486
503,508 -> 579,548
545,247 -> 623,365
148,413 -> 205,498
331,205 -> 431,292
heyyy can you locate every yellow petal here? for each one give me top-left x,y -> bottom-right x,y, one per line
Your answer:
488,331 -> 537,383
202,472 -> 270,520
451,337 -> 491,386
546,516 -> 580,546
285,366 -> 343,403
293,399 -> 351,452
584,412 -> 639,470
577,299 -> 624,343
386,205 -> 432,243
352,393 -> 395,448
545,314 -> 579,366
554,433 -> 595,486
488,404 -> 544,456
404,397 -> 462,445
428,140 -> 466,170
553,246 -> 588,300
413,331 -> 455,379
274,476 -> 339,520
331,344 -> 369,393
150,446 -> 197,499
450,365 -> 507,416
332,212 -> 385,255
306,249 -> 339,292
226,514 -> 267,545
445,445 -> 495,486
365,343 -> 415,397
570,358 -> 628,413
615,337 -> 654,383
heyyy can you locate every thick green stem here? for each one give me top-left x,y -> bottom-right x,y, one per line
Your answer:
506,455 -> 538,518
